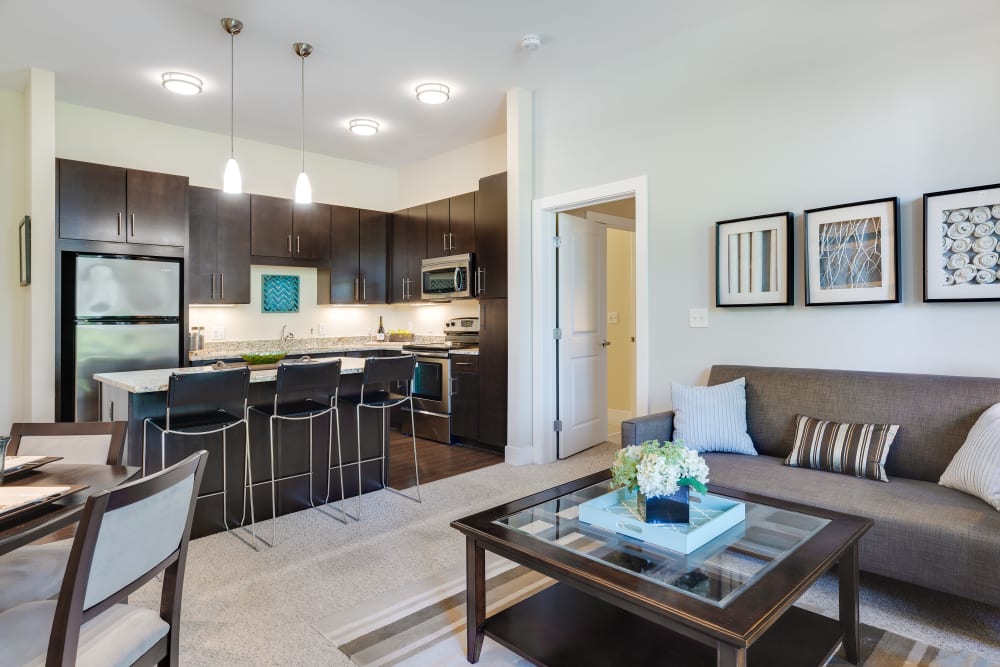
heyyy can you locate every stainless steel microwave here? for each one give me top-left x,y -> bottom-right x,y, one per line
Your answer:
421,253 -> 474,300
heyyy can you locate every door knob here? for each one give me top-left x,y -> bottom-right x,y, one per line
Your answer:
601,340 -> 612,347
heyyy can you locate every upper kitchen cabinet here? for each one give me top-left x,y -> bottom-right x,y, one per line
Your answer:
474,172 -> 507,298
57,159 -> 187,247
390,205 -> 427,303
250,195 -> 330,262
188,187 -> 251,304
426,193 -> 476,257
323,206 -> 388,304
391,209 -> 409,303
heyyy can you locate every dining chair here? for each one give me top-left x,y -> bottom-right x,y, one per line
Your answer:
0,450 -> 207,666
339,354 -> 421,520
0,421 -> 128,614
247,358 -> 344,545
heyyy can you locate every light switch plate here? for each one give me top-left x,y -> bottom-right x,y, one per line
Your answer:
607,311 -> 619,324
317,323 -> 328,336
688,308 -> 708,328
208,326 -> 225,341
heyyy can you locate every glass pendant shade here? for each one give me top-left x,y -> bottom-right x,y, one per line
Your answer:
223,157 -> 242,194
294,171 -> 312,204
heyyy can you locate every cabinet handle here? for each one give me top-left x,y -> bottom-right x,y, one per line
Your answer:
130,213 -> 135,237
454,361 -> 473,367
355,277 -> 359,301
288,234 -> 292,253
297,235 -> 301,253
451,377 -> 457,396
480,267 -> 486,295
449,232 -> 455,251
211,273 -> 216,300
443,232 -> 448,252
220,272 -> 224,300
117,212 -> 122,236
362,277 -> 367,302
401,278 -> 407,301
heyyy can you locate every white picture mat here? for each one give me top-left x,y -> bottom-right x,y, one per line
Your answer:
925,185 -> 1000,300
806,200 -> 896,304
717,215 -> 788,305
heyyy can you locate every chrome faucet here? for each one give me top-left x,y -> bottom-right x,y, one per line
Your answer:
281,325 -> 294,343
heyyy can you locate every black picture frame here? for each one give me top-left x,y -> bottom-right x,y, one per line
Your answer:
804,197 -> 899,306
715,212 -> 793,307
18,216 -> 30,286
923,182 -> 1000,302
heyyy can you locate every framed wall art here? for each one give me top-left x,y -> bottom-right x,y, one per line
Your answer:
715,212 -> 793,307
261,274 -> 300,313
923,182 -> 1000,302
804,197 -> 899,306
18,216 -> 30,286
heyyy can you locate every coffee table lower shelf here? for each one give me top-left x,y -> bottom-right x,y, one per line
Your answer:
484,583 -> 843,667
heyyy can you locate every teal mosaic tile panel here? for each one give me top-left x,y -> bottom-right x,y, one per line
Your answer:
261,274 -> 300,313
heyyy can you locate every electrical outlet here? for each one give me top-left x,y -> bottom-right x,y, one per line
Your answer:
688,308 -> 708,328
317,323 -> 327,336
208,326 -> 225,341
607,311 -> 619,324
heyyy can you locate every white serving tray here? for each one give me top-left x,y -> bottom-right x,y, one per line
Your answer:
579,488 -> 746,554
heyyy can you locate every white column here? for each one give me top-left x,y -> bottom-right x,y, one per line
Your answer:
25,68 -> 56,420
505,88 -> 534,465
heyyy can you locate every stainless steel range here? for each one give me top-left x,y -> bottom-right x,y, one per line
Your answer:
401,317 -> 478,443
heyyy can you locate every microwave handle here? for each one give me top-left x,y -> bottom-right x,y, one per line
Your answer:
455,267 -> 461,291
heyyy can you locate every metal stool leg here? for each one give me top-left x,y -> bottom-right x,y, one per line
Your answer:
142,419 -> 150,477
355,403 -> 364,520
242,420 -> 258,550
334,406 -> 348,520
307,416 -> 316,508
408,397 -> 421,502
222,428 -> 230,530
269,415 -> 278,547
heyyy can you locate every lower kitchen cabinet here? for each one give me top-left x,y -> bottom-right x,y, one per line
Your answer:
451,355 -> 479,442
477,298 -> 507,452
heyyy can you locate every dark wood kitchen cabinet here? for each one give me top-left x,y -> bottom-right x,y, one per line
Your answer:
426,192 -> 476,257
451,355 -> 479,443
323,206 -> 388,304
188,186 -> 251,304
251,195 -> 331,262
390,205 -> 427,302
57,159 -> 187,247
475,172 -> 507,298
477,298 -> 507,452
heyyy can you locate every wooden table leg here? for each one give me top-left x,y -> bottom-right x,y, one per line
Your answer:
466,536 -> 485,663
838,543 -> 861,664
717,643 -> 747,667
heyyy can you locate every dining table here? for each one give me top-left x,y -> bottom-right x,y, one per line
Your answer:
0,462 -> 141,557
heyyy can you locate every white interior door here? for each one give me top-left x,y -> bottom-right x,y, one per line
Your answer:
557,213 -> 608,458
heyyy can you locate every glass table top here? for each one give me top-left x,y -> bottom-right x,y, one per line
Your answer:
494,480 -> 830,608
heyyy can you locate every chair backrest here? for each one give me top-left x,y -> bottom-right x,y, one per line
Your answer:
9,421 -> 128,465
167,366 -> 250,410
361,354 -> 416,389
48,451 -> 207,663
275,358 -> 342,399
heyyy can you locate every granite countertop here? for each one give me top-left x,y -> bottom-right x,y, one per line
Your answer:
450,348 -> 479,356
188,336 -> 442,362
95,356 -> 366,393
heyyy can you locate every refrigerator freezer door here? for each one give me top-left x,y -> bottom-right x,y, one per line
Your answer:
75,322 -> 180,422
76,255 -> 181,318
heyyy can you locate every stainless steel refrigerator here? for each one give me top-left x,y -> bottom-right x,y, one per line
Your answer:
74,255 -> 182,422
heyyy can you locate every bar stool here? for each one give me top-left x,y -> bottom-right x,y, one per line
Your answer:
142,366 -> 257,549
341,354 -> 421,519
248,358 -> 344,545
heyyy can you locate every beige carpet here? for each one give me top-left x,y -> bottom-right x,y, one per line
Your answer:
127,439 -> 1000,665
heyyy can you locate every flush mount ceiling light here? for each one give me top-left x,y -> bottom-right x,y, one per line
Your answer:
161,72 -> 203,95
349,118 -> 379,136
221,18 -> 243,194
415,82 -> 450,105
293,42 -> 313,204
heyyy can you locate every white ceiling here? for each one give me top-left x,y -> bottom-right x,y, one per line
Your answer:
0,0 -> 702,167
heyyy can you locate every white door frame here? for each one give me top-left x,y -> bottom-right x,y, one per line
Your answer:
531,175 -> 649,463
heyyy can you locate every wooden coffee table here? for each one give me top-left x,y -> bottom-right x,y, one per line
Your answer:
451,471 -> 872,667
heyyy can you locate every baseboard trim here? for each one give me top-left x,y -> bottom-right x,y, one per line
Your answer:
504,445 -> 534,466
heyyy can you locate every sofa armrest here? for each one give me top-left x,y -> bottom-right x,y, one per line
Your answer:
621,411 -> 675,447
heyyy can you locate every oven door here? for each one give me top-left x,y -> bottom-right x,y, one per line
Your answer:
421,258 -> 472,300
412,355 -> 451,414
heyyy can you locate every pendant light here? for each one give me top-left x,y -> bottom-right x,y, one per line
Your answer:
221,18 -> 243,194
293,42 -> 313,204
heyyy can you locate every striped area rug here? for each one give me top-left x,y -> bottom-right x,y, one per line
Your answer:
316,556 -> 997,667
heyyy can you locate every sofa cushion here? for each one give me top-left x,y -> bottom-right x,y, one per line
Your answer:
939,402 -> 1000,511
785,415 -> 899,482
703,452 -> 1000,607
670,377 -> 756,455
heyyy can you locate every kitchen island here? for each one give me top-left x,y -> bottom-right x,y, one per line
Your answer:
95,357 -> 396,538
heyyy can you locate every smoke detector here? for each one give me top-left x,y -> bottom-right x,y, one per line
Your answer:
520,34 -> 542,51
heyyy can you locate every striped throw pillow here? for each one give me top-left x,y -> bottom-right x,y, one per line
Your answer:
670,377 -> 756,455
785,415 -> 899,482
939,403 -> 1000,511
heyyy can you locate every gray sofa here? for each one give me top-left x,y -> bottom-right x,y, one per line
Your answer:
622,364 -> 1000,608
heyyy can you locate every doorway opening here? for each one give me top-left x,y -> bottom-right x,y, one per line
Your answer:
530,176 -> 648,464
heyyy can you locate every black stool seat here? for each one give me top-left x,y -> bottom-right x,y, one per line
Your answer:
147,409 -> 243,432
339,391 -> 405,407
249,398 -> 329,418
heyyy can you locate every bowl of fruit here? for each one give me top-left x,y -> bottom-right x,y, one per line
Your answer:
241,352 -> 287,366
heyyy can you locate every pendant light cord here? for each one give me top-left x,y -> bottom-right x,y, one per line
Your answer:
230,31 -> 236,158
300,55 -> 306,172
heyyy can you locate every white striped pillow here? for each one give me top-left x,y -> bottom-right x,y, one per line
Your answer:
670,377 -> 757,455
785,415 -> 899,482
939,403 -> 1000,511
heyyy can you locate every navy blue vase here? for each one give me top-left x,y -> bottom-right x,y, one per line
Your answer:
637,486 -> 690,524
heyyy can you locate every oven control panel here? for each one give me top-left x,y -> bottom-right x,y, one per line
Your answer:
445,317 -> 479,333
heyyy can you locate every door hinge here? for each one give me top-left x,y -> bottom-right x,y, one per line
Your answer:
553,419 -> 563,433
552,235 -> 562,248
552,327 -> 562,340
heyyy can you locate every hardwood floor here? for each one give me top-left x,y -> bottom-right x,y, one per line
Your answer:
387,429 -> 502,490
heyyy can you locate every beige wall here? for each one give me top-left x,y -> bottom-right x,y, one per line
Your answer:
396,133 -> 506,210
606,227 -> 635,413
0,90 -> 26,428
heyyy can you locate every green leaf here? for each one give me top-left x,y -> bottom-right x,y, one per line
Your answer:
679,477 -> 708,495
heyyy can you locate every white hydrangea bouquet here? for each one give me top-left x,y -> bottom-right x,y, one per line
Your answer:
611,440 -> 709,498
